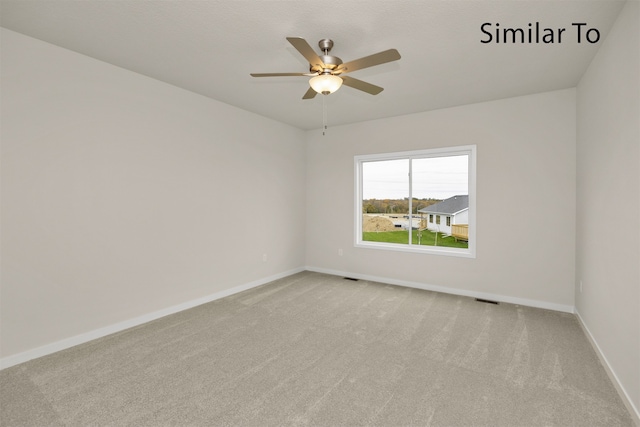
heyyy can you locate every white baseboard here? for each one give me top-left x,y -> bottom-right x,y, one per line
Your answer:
306,266 -> 637,422
0,267 -> 305,370
6,266 -> 635,423
575,309 -> 640,425
305,265 -> 575,313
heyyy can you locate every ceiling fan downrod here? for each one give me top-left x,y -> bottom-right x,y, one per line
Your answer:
314,39 -> 343,74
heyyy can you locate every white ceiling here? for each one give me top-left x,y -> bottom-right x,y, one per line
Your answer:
0,0 -> 626,130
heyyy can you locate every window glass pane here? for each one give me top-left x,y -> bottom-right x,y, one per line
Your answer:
362,159 -> 410,245
411,155 -> 469,249
355,145 -> 475,258
411,155 -> 469,199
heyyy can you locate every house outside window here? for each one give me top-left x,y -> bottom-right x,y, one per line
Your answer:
356,145 -> 476,258
419,195 -> 469,241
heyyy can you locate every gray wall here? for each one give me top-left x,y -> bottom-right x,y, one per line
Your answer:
1,28 -> 307,359
305,89 -> 577,311
576,0 -> 639,416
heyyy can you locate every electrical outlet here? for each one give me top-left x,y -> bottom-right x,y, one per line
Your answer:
338,248 -> 343,256
263,254 -> 268,262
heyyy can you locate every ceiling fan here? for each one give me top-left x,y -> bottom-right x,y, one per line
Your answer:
250,37 -> 401,99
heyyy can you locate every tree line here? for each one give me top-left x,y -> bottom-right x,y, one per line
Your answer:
363,198 -> 441,214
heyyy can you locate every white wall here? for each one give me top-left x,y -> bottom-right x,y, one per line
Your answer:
0,29 -> 307,360
576,0 -> 639,417
426,215 -> 452,235
306,89 -> 576,311
454,210 -> 468,225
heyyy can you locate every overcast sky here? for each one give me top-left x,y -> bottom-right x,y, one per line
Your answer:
362,155 -> 468,200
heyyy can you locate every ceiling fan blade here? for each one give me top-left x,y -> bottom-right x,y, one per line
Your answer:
287,37 -> 325,68
336,49 -> 401,74
302,87 -> 317,99
250,72 -> 308,77
341,76 -> 384,95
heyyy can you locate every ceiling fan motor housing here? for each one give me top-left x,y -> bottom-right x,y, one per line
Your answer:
310,39 -> 343,74
312,55 -> 343,73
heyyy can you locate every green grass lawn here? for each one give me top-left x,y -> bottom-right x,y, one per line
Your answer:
363,229 -> 468,248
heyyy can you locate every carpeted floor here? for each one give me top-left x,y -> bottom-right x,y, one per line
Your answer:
0,271 -> 634,426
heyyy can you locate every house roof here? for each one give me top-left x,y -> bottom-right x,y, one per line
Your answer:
418,195 -> 468,215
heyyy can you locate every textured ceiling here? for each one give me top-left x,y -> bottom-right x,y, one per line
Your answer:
0,0 -> 626,130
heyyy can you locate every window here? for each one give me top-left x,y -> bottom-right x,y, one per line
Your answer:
355,145 -> 476,258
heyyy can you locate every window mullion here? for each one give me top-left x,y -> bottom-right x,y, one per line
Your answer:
408,159 -> 412,245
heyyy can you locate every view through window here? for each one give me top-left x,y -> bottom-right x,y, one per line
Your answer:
355,146 -> 476,257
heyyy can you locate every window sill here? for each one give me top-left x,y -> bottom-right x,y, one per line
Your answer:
355,240 -> 476,259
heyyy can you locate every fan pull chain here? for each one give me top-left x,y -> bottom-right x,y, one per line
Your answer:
322,94 -> 328,136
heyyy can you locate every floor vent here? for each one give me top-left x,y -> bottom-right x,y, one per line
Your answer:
475,298 -> 499,305
343,277 -> 359,281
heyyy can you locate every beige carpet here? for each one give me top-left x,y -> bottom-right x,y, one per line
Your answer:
0,271 -> 634,426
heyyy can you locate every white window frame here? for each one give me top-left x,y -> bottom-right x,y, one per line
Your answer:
354,145 -> 476,258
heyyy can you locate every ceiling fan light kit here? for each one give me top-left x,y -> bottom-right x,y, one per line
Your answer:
309,74 -> 343,95
251,37 -> 401,99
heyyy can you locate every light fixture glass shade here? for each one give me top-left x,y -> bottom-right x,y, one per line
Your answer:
309,74 -> 343,94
